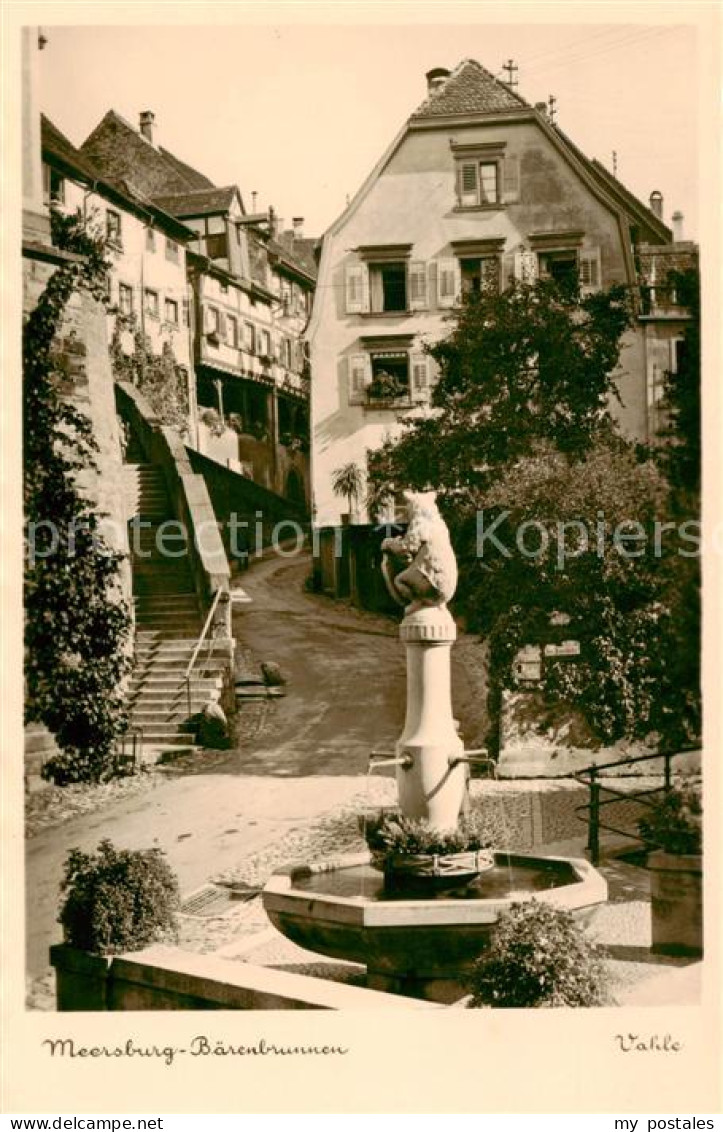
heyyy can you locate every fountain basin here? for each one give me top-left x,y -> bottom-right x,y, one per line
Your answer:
262,850 -> 608,1002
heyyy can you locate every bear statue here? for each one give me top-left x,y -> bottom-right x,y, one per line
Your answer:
381,490 -> 458,613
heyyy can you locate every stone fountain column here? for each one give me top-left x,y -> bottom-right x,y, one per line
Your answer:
395,605 -> 465,831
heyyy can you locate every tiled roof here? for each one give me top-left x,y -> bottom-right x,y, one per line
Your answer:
80,110 -> 216,199
410,59 -> 529,120
41,113 -> 194,239
41,114 -> 101,182
151,187 -> 239,217
157,147 -> 214,192
274,231 -> 319,280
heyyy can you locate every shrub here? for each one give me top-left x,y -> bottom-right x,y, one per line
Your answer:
365,810 -> 506,869
58,839 -> 180,955
638,783 -> 702,855
467,900 -> 610,1008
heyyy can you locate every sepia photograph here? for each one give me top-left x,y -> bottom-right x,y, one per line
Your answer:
3,2 -> 721,1117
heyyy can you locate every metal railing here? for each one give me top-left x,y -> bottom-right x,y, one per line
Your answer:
112,725 -> 144,776
575,747 -> 694,864
183,587 -> 230,716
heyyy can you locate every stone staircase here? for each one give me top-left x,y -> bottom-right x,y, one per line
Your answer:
123,459 -> 226,761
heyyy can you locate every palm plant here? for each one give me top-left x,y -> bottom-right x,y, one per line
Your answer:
331,461 -> 364,517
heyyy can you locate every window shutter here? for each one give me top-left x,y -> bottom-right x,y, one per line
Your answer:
203,305 -> 216,334
437,257 -> 459,307
457,162 -> 478,207
579,248 -> 602,294
217,311 -> 227,340
408,261 -> 428,310
501,155 -> 520,203
349,353 -> 370,401
411,353 -> 429,396
345,262 -> 369,314
514,251 -> 538,283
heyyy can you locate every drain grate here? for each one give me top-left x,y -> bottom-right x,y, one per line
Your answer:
179,883 -> 259,919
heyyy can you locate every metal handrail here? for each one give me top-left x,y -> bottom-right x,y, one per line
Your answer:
183,587 -> 227,716
575,747 -> 696,863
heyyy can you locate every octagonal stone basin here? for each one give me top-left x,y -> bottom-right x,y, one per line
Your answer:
262,850 -> 608,1002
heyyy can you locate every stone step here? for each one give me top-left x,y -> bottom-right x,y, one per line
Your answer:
135,629 -> 211,641
133,653 -> 199,666
146,745 -> 199,761
131,668 -> 225,684
123,466 -> 166,478
131,660 -> 225,675
135,625 -> 205,637
135,610 -> 203,623
130,692 -> 220,708
132,577 -> 196,592
134,601 -> 201,616
131,710 -> 198,725
133,725 -> 197,741
134,593 -> 201,606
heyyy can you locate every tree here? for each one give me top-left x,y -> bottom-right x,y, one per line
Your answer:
24,209 -> 133,784
367,278 -> 700,753
331,461 -> 365,516
368,277 -> 632,502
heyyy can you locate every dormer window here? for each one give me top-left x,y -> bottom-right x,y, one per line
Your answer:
458,161 -> 499,207
451,140 -> 519,210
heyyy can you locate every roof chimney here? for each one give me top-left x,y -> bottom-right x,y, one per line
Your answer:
672,210 -> 684,242
649,190 -> 663,220
139,111 -> 155,145
535,101 -> 548,117
292,217 -> 304,238
425,67 -> 450,94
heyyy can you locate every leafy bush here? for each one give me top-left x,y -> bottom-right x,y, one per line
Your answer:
58,839 -> 180,955
467,900 -> 610,1008
638,783 -> 702,855
110,319 -> 190,434
365,810 -> 506,868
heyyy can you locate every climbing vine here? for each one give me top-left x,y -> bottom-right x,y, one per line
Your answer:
24,208 -> 133,784
110,316 -> 190,435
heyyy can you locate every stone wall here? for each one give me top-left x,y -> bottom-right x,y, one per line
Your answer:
51,944 -> 438,1011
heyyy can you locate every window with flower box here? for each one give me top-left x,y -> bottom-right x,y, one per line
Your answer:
348,338 -> 433,408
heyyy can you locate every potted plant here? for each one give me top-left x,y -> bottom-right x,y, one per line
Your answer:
638,783 -> 703,955
466,899 -> 610,1008
364,811 -> 503,890
367,370 -> 405,403
51,839 -> 180,1010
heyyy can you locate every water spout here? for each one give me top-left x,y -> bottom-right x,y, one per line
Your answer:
369,751 -> 413,771
448,749 -> 496,777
